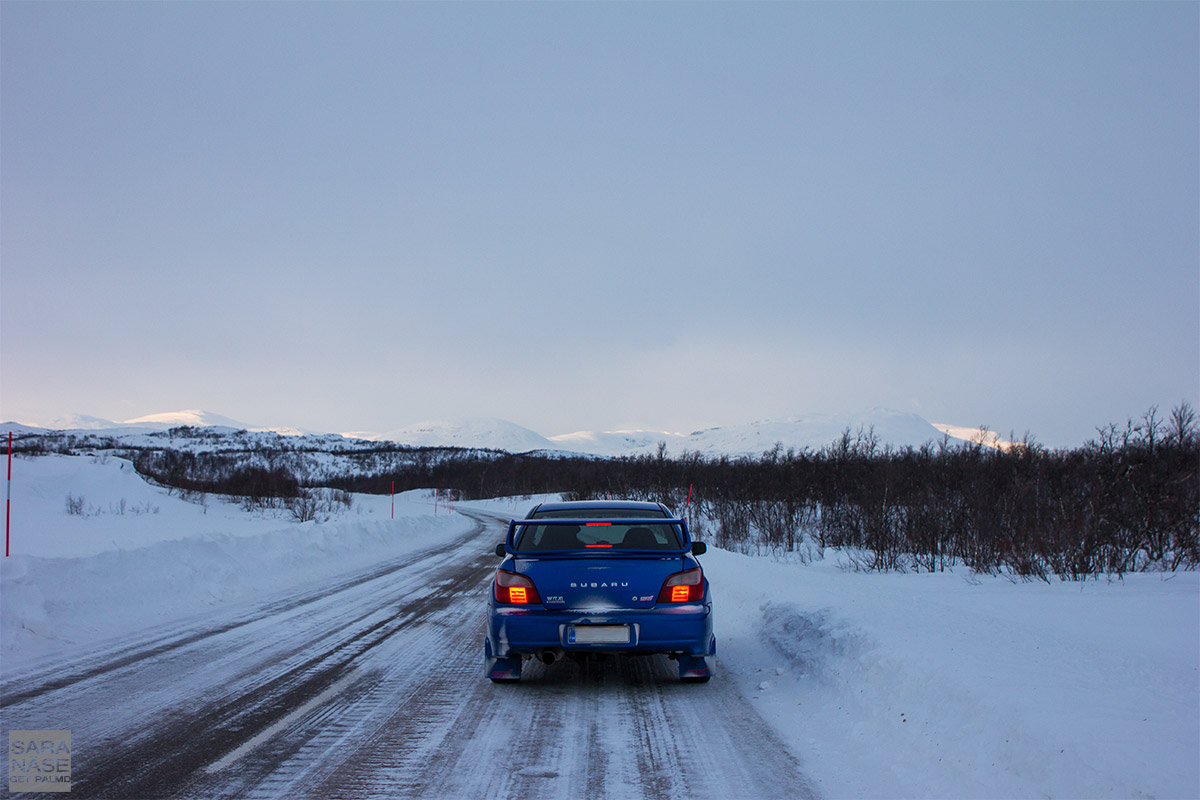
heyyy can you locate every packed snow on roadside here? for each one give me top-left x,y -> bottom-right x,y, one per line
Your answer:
1,454 -> 476,670
2,455 -> 1196,799
705,548 -> 1198,799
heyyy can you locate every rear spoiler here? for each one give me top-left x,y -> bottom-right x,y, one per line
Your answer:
499,517 -> 704,556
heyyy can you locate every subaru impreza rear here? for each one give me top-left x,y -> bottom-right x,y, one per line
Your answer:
485,500 -> 715,683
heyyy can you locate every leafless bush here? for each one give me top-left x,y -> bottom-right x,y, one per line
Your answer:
287,488 -> 354,523
288,492 -> 321,523
65,494 -> 86,516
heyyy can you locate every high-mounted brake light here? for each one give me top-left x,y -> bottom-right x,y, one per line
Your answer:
657,567 -> 704,603
585,544 -> 612,548
494,569 -> 541,605
585,522 -> 611,526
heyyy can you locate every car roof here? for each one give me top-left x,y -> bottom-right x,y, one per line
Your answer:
531,500 -> 668,514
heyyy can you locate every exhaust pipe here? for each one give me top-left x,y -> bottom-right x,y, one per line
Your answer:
538,649 -> 559,665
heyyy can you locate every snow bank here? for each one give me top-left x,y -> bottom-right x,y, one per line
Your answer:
705,548 -> 1200,799
1,455 -> 474,671
7,453 -> 283,558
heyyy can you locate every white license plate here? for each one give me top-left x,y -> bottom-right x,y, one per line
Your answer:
568,625 -> 630,644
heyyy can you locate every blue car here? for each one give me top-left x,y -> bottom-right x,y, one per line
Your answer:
485,500 -> 716,683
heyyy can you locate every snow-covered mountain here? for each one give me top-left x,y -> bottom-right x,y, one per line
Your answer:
371,409 -> 954,456
122,410 -> 253,429
122,409 -> 311,436
698,409 -> 950,455
38,414 -> 126,431
548,409 -> 949,458
4,408 -> 968,457
375,418 -> 554,453
7,409 -> 309,437
930,422 -> 1013,451
547,429 -> 683,456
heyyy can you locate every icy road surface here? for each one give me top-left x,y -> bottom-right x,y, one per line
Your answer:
2,511 -> 817,800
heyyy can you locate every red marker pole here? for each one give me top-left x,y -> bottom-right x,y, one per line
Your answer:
685,483 -> 693,517
391,481 -> 395,520
6,431 -> 12,557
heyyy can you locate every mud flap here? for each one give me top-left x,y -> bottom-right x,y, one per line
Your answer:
678,636 -> 716,682
484,639 -> 522,682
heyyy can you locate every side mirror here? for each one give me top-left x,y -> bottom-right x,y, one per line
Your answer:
495,543 -> 507,557
691,542 -> 707,556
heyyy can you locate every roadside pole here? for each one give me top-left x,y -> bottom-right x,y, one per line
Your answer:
6,431 -> 12,557
391,481 -> 394,520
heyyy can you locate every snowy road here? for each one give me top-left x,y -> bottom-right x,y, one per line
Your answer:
2,511 -> 817,800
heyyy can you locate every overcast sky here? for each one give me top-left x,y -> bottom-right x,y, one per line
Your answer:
2,1 -> 1196,447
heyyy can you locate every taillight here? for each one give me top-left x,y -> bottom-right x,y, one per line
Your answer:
657,567 -> 704,603
494,570 -> 541,605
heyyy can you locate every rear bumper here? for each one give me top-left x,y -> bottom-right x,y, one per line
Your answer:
487,600 -> 714,658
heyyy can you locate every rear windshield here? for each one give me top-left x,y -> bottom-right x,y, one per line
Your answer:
515,509 -> 682,551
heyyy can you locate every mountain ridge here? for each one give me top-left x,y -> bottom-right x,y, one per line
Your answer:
2,408 -> 975,457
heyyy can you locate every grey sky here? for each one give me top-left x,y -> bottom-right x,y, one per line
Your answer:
2,1 -> 1196,447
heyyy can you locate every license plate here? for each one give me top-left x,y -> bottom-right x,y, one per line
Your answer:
568,625 -> 630,645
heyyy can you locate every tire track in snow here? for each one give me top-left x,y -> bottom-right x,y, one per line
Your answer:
307,642 -> 817,800
0,526 -> 483,708
214,509 -> 818,800
3,520 -> 495,799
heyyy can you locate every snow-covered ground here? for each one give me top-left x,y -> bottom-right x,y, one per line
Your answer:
2,455 -> 1197,798
708,550 -> 1198,799
1,454 -> 475,669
